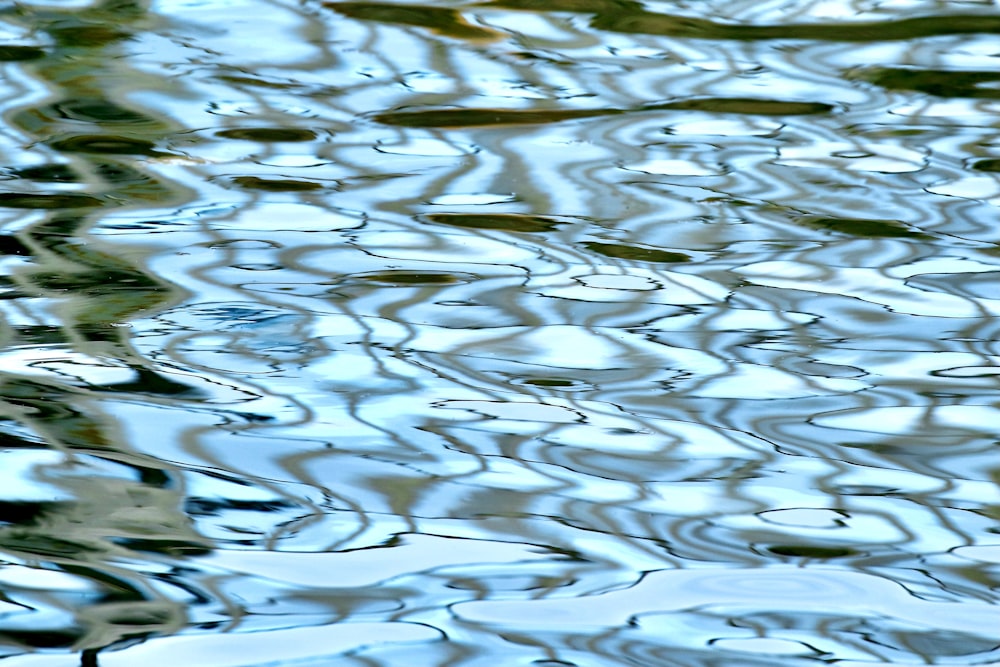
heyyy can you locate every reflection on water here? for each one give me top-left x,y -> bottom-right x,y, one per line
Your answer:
0,0 -> 998,664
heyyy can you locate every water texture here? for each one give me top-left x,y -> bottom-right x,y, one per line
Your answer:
0,0 -> 998,664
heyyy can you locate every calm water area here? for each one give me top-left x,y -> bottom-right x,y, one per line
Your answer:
0,0 -> 999,664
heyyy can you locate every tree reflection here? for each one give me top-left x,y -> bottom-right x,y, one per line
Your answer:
0,0 -> 201,656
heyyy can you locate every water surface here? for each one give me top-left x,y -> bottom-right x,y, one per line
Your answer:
0,0 -> 998,665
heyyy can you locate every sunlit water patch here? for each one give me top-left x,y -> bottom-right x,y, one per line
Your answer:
0,0 -> 998,665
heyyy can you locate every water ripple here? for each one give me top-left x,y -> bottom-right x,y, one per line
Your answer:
0,0 -> 997,664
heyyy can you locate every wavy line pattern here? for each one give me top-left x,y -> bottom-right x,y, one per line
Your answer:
0,0 -> 998,664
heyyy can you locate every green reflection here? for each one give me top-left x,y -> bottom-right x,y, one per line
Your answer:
326,1 -> 504,40
0,45 -> 46,61
972,159 -> 1000,172
767,544 -> 858,558
0,0 -> 201,654
480,0 -> 642,13
0,193 -> 104,208
590,11 -> 1000,41
374,98 -> 833,127
8,163 -> 80,183
583,242 -> 691,263
342,0 -> 1000,42
47,135 -> 168,156
216,127 -> 318,142
228,175 -> 325,191
801,216 -> 931,239
851,68 -> 1000,99
350,271 -> 475,285
424,213 -> 566,232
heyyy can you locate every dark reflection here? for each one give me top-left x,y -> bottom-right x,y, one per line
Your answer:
339,0 -> 1000,42
971,159 -> 1000,172
6,163 -> 80,183
375,107 -> 627,127
47,135 -> 167,156
46,21 -> 134,48
0,192 -> 104,208
96,367 -> 201,396
766,544 -> 858,558
227,175 -> 325,191
374,98 -> 832,127
49,98 -> 155,124
583,242 -> 691,263
0,45 -> 45,61
326,2 -> 504,40
344,270 -> 477,285
481,0 -> 641,12
0,235 -> 31,255
0,500 -> 63,525
590,12 -> 1000,41
517,377 -> 581,388
800,216 -> 930,239
423,213 -> 566,232
657,98 -> 834,115
0,629 -> 83,649
851,68 -> 1000,98
216,127 -> 318,142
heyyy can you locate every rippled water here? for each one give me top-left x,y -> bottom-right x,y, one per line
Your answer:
0,0 -> 998,664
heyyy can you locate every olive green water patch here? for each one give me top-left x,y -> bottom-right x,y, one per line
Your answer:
850,68 -> 1000,99
326,2 -> 503,40
659,98 -> 834,115
228,176 -> 325,191
972,159 -> 1000,172
591,12 -> 1000,41
424,213 -> 565,232
583,242 -> 691,263
802,216 -> 930,239
518,377 -> 578,387
0,45 -> 45,61
49,24 -> 131,47
47,135 -> 164,156
47,98 -> 154,124
0,192 -> 104,208
345,271 -> 477,286
480,0 -> 642,13
374,107 -> 624,128
214,74 -> 302,90
216,128 -> 318,142
7,164 -> 80,183
479,0 -> 1000,44
767,544 -> 858,558
374,98 -> 831,127
94,162 -> 152,185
